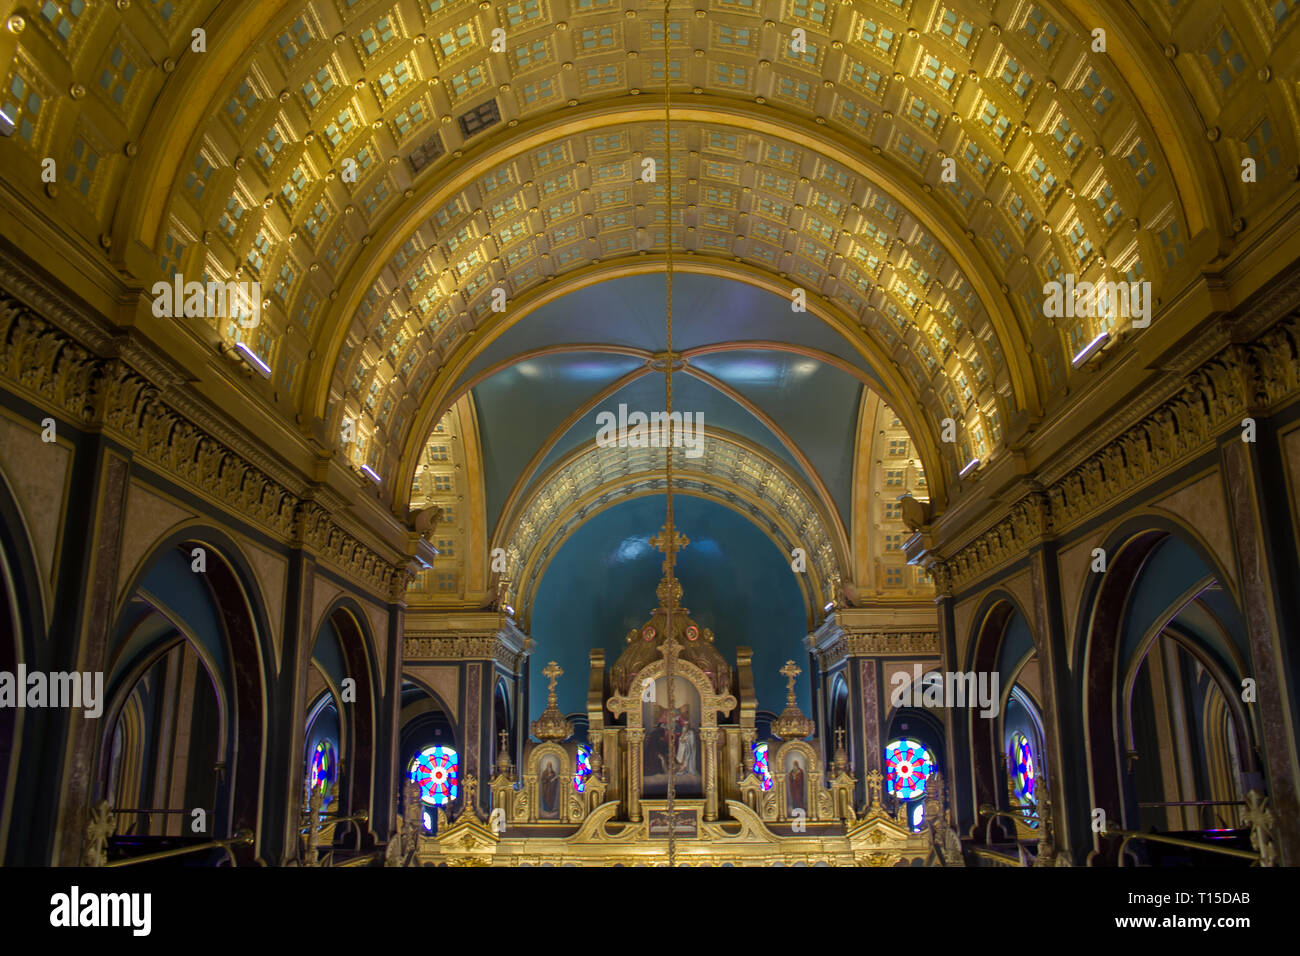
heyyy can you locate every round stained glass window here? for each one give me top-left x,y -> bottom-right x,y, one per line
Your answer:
1009,732 -> 1036,803
409,745 -> 460,806
309,740 -> 336,803
884,739 -> 935,799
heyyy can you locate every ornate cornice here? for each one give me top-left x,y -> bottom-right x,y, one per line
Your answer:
0,287 -> 412,598
931,312 -> 1300,595
806,615 -> 941,668
403,612 -> 529,670
403,635 -> 528,671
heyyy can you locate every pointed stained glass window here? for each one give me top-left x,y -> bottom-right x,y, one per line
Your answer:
309,740 -> 336,805
884,738 -> 935,799
409,745 -> 460,805
1009,732 -> 1036,803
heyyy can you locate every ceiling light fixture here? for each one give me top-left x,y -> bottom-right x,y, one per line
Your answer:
959,458 -> 980,478
1071,330 -> 1110,368
234,341 -> 272,377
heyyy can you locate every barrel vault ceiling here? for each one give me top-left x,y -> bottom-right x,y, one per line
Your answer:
2,0 -> 1297,611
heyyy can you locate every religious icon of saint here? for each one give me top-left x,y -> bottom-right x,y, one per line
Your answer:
646,705 -> 671,775
788,757 -> 806,812
540,760 -> 560,816
674,704 -> 698,775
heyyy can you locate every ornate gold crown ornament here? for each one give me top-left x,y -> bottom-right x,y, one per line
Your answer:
771,660 -> 815,741
529,661 -> 573,742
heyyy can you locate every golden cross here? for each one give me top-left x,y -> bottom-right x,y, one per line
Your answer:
542,661 -> 563,705
498,728 -> 508,751
649,524 -> 689,574
834,727 -> 846,751
779,660 -> 801,705
866,768 -> 883,807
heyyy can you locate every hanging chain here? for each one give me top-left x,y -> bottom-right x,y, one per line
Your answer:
662,0 -> 676,869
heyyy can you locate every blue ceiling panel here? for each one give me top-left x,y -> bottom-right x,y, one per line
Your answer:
528,371 -> 812,490
452,273 -> 880,396
689,350 -> 862,529
472,351 -> 645,538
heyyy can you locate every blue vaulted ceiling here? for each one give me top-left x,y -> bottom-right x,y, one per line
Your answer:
528,495 -> 812,722
467,275 -> 872,539
454,273 -> 882,392
535,372 -> 808,482
473,350 -> 645,537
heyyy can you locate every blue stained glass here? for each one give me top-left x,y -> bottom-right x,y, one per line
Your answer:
574,745 -> 593,792
1009,732 -> 1036,803
884,738 -> 935,799
309,740 -> 336,805
409,745 -> 459,805
752,742 -> 774,791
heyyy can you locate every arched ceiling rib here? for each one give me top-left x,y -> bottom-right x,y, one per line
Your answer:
449,270 -> 885,392
498,428 -> 847,626
474,349 -> 861,540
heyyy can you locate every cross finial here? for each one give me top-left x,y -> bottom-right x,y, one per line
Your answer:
542,661 -> 563,706
834,727 -> 846,750
649,524 -> 690,575
779,660 -> 801,705
498,727 -> 508,751
866,768 -> 884,808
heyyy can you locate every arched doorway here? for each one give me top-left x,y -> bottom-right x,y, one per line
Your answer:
1077,525 -> 1256,864
100,537 -> 269,862
304,605 -> 377,826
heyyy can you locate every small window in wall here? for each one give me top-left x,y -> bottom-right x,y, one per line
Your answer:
574,745 -> 593,792
752,742 -> 774,791
1009,731 -> 1036,804
884,738 -> 935,798
309,740 -> 337,806
410,745 -> 460,805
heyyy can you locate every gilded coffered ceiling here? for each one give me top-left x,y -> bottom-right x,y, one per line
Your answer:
1,0 -> 1296,542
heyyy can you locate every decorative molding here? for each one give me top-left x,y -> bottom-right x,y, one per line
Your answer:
403,625 -> 529,671
930,313 -> 1300,595
0,288 -> 413,598
807,624 -> 941,669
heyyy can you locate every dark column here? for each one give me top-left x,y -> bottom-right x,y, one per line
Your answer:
1027,544 -> 1091,863
372,598 -> 404,841
1221,427 -> 1300,863
260,551 -> 313,864
50,441 -> 132,865
936,593 -> 974,833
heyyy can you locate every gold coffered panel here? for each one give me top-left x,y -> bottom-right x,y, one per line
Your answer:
2,0 -> 1296,513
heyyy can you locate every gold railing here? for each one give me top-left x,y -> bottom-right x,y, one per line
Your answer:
1106,828 -> 1259,866
104,829 -> 254,867
978,805 -> 1038,847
